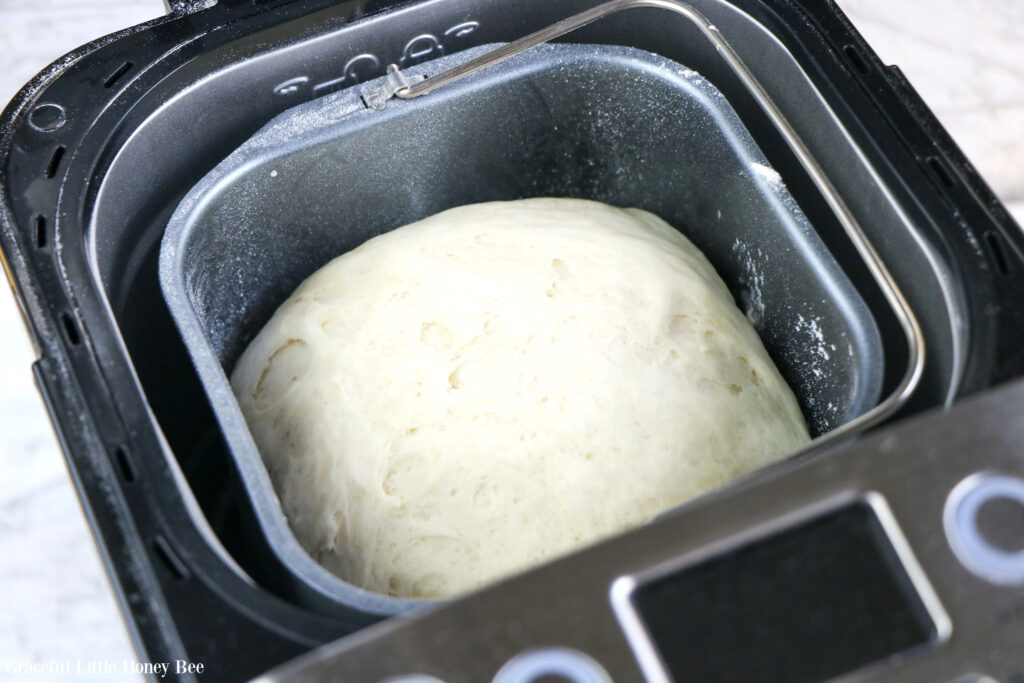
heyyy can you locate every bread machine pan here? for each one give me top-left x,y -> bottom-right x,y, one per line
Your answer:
160,42 -> 886,617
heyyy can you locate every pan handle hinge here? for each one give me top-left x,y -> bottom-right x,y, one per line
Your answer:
360,65 -> 426,110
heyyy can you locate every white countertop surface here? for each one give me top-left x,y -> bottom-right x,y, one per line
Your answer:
0,1 -> 1021,680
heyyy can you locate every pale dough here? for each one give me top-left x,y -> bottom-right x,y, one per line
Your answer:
230,198 -> 809,599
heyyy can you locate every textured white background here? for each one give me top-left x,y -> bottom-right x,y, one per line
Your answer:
0,1 -> 1022,680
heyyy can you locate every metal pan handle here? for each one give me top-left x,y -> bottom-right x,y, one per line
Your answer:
366,0 -> 926,454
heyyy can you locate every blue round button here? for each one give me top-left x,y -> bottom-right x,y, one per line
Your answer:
492,648 -> 612,683
944,473 -> 1024,585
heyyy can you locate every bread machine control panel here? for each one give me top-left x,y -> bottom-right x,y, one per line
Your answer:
256,379 -> 1024,683
611,500 -> 945,683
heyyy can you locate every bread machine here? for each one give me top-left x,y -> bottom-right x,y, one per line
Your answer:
1,0 -> 1023,681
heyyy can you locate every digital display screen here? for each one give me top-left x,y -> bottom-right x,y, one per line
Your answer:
629,502 -> 936,682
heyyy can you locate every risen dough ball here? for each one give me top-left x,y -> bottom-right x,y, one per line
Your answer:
231,198 -> 809,599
